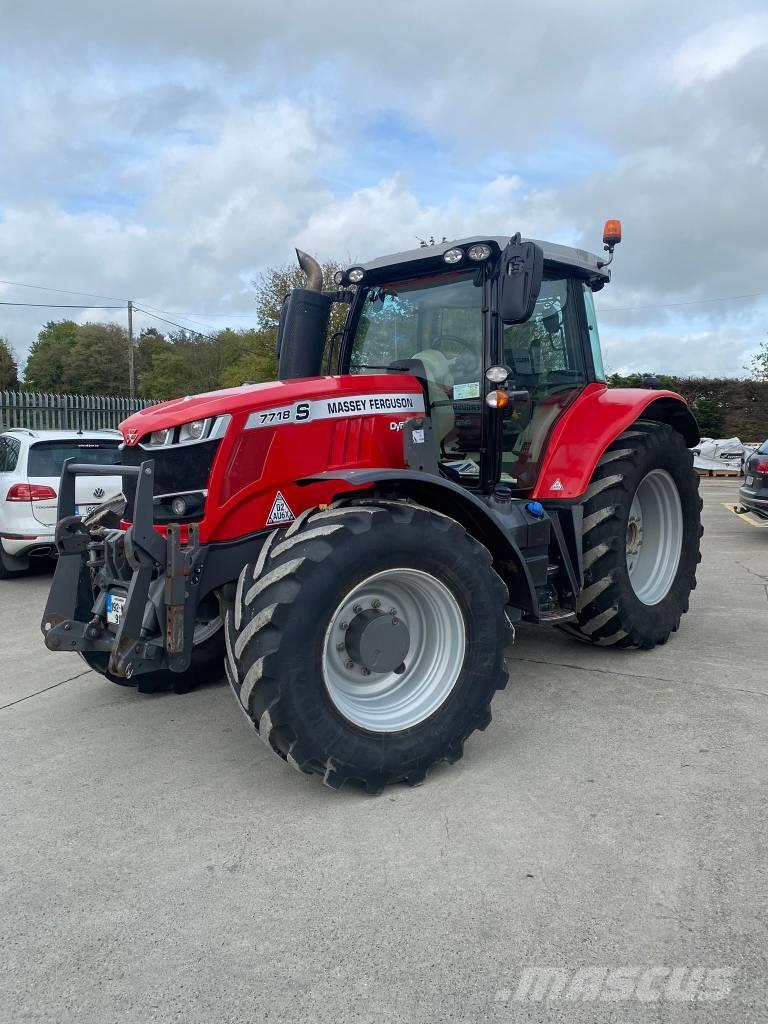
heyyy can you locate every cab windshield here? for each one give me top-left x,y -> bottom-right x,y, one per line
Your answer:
349,271 -> 484,472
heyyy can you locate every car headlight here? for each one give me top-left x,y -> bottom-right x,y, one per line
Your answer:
147,428 -> 171,446
179,419 -> 210,443
443,247 -> 464,264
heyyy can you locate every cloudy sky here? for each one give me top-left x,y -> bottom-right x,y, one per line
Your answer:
1,0 -> 767,378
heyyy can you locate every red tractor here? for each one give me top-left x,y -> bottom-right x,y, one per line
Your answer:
42,223 -> 702,791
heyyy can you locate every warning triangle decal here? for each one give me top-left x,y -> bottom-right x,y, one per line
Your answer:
266,491 -> 295,525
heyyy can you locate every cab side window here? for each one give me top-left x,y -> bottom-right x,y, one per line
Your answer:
582,284 -> 605,381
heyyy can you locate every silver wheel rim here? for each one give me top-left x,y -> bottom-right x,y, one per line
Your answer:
322,568 -> 466,733
193,614 -> 222,645
193,592 -> 222,645
626,469 -> 683,605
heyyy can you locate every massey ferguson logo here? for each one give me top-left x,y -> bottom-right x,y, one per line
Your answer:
124,428 -> 139,446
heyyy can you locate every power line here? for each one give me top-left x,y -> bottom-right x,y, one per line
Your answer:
134,302 -> 220,333
0,278 -> 128,303
0,301 -> 124,309
599,290 -> 768,313
133,306 -> 213,339
146,309 -> 258,317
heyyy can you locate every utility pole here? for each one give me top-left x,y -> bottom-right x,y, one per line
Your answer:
127,300 -> 135,400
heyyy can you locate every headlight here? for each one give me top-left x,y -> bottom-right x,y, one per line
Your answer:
486,390 -> 510,409
179,419 -> 209,443
468,243 -> 492,261
333,270 -> 345,285
485,365 -> 510,384
347,267 -> 365,284
147,428 -> 171,446
170,496 -> 188,517
443,247 -> 464,264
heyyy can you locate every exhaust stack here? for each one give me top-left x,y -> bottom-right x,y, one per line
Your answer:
277,250 -> 333,381
296,248 -> 323,291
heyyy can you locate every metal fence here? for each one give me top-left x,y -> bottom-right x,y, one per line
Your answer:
0,391 -> 156,432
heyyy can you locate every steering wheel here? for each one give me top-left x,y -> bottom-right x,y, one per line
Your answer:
431,333 -> 476,358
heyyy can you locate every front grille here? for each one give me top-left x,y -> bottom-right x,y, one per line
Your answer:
121,440 -> 220,517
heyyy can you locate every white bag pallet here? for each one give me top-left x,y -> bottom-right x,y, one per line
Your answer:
691,437 -> 745,475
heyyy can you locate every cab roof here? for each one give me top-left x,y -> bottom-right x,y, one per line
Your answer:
360,235 -> 610,288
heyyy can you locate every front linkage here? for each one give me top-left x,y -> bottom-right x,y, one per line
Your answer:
41,458 -> 202,681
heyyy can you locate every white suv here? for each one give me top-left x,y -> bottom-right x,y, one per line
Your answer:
0,429 -> 123,579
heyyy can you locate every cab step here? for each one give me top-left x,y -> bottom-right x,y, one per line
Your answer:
537,607 -> 577,624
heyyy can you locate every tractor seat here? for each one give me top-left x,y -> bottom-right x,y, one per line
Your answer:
388,350 -> 455,448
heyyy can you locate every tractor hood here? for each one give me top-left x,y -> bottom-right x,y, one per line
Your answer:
119,374 -> 423,447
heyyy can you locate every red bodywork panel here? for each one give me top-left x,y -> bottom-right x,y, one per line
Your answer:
119,376 -> 693,543
120,375 -> 423,544
531,384 -> 692,501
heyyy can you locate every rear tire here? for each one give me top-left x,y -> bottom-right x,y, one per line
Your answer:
226,500 -> 509,792
564,421 -> 702,649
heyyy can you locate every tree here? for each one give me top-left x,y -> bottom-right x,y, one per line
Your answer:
218,329 -> 279,389
23,320 -> 130,395
0,337 -> 19,390
24,320 -> 78,392
252,258 -> 346,371
746,339 -> 768,382
63,322 -> 130,395
135,326 -> 277,400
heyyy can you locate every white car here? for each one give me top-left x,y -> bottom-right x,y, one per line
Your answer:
0,429 -> 123,579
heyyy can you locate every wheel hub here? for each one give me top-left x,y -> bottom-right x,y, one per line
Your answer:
626,499 -> 644,572
344,609 -> 410,674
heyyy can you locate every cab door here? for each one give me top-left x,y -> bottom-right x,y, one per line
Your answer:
499,276 -> 589,489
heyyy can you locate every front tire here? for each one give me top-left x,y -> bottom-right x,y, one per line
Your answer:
226,501 -> 509,792
565,421 -> 702,649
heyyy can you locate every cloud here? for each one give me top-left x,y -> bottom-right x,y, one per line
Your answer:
0,0 -> 766,380
670,12 -> 768,85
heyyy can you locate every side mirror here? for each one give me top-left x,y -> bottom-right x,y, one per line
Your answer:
499,233 -> 544,325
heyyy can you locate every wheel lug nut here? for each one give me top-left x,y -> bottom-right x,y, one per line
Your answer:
345,660 -> 354,670
336,641 -> 345,651
388,607 -> 397,615
371,599 -> 381,609
392,617 -> 399,626
361,668 -> 370,676
353,604 -> 362,614
340,621 -> 349,630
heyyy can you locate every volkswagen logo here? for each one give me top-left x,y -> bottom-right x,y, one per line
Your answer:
93,487 -> 105,499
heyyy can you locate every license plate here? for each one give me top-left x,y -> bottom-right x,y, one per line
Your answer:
106,591 -> 127,625
747,476 -> 755,487
76,504 -> 98,517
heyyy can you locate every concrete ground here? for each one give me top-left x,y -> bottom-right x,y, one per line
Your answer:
1,478 -> 766,1023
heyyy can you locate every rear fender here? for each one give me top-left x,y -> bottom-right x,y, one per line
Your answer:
299,468 -> 540,614
531,384 -> 699,502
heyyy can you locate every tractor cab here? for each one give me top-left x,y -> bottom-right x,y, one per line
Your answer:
280,229 -> 618,495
